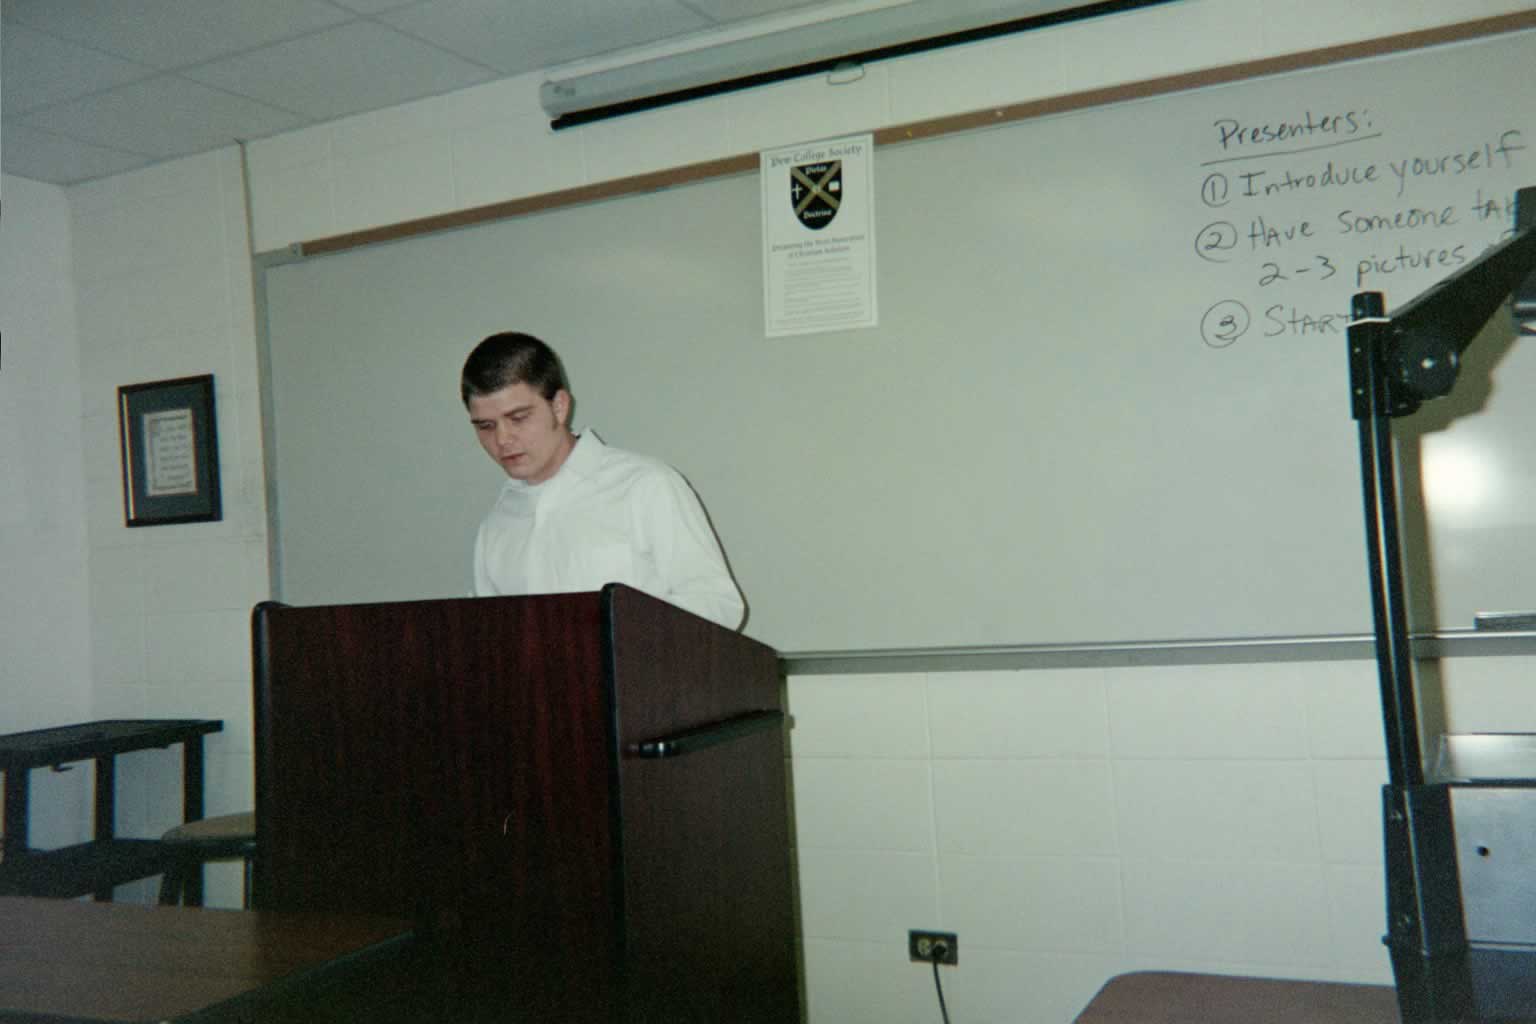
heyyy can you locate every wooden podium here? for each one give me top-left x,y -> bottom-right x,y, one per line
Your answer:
253,585 -> 798,1023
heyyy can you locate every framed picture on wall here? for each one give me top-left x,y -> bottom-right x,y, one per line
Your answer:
117,374 -> 222,527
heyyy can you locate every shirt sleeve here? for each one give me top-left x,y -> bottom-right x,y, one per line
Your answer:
636,466 -> 746,630
471,517 -> 494,597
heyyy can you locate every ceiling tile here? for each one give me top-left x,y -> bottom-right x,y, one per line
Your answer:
16,76 -> 307,160
1,0 -> 353,70
379,0 -> 712,75
325,0 -> 426,12
2,0 -> 1043,186
680,0 -> 846,22
1,122 -> 156,184
1,24 -> 158,115
182,22 -> 498,121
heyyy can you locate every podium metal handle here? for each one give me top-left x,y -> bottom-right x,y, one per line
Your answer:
629,710 -> 784,760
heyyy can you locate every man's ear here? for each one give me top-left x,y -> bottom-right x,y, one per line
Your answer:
553,389 -> 572,428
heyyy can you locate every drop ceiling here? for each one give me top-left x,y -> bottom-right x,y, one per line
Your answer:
2,0 -> 1127,186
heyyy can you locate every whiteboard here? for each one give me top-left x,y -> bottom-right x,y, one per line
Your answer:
263,29 -> 1536,652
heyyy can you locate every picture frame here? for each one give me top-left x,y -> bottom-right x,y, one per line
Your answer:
117,374 -> 222,527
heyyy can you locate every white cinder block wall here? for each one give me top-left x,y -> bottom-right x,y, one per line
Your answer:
66,148 -> 272,901
0,174 -> 93,849
12,0 -> 1534,1018
787,660 -> 1396,1024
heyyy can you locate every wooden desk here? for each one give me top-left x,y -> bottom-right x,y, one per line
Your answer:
1074,972 -> 1401,1024
0,719 -> 222,901
0,896 -> 411,1023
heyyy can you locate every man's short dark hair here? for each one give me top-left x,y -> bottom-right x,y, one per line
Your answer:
460,332 -> 570,407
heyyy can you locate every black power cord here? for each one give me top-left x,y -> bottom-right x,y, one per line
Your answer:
930,959 -> 952,1024
928,937 -> 953,1024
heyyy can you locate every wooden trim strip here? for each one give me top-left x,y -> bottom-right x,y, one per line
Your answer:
292,10 -> 1536,260
875,9 -> 1536,146
301,153 -> 758,256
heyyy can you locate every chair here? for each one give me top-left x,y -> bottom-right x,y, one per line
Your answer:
157,811 -> 256,908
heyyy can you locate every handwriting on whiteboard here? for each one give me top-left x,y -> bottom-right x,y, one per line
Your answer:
1192,104 -> 1527,348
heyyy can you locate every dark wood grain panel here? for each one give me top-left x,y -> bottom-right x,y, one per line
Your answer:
604,586 -> 798,1024
252,587 -> 798,1021
254,593 -> 620,966
1072,972 -> 1399,1024
0,896 -> 409,1023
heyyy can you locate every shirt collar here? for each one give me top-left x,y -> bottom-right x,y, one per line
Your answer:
560,429 -> 605,480
499,429 -> 605,497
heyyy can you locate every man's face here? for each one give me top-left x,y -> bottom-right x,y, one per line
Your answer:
467,381 -> 574,484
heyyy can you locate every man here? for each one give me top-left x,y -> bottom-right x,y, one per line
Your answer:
462,331 -> 745,630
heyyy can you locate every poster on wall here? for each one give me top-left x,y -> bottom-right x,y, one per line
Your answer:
760,133 -> 877,337
117,374 -> 222,527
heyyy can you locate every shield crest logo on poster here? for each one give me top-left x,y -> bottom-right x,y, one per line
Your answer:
791,160 -> 842,230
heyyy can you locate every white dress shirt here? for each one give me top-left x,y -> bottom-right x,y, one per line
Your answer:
472,431 -> 744,629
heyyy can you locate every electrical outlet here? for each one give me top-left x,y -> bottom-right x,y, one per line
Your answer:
908,929 -> 958,965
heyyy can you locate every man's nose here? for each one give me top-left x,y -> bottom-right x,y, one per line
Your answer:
495,422 -> 518,448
